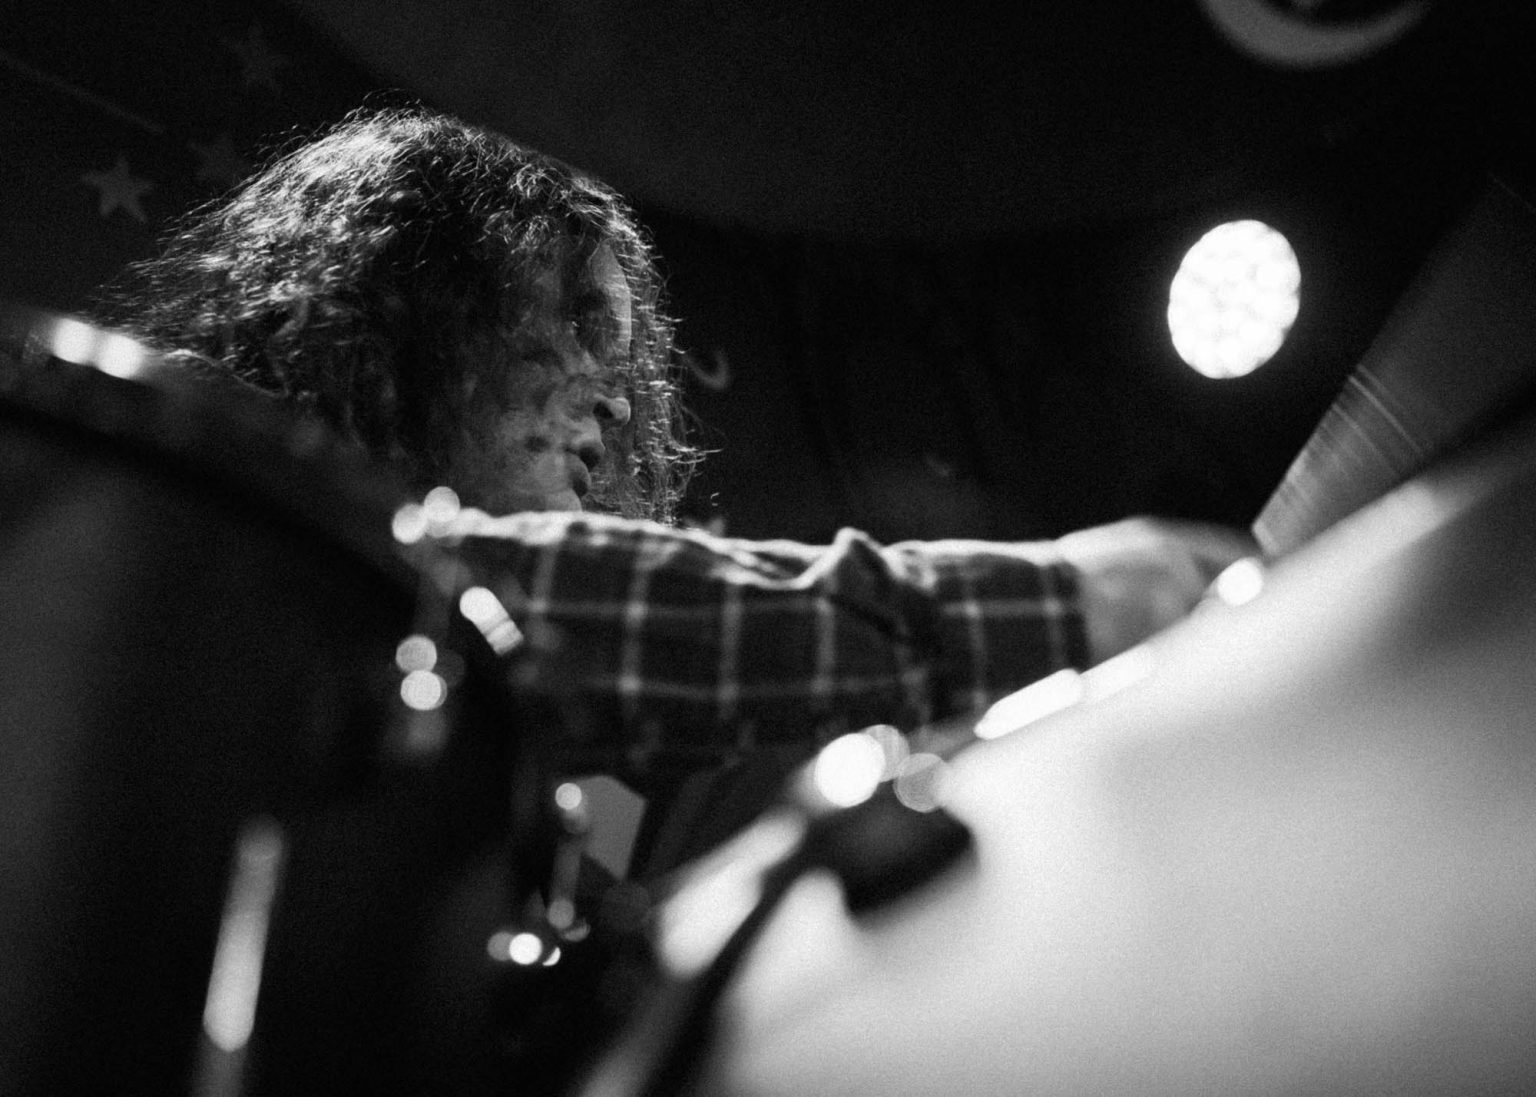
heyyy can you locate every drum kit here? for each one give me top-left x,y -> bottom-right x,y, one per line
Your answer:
5,162 -> 1536,1097
5,0 -> 1531,1088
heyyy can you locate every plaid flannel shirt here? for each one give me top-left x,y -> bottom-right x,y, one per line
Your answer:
453,511 -> 1088,775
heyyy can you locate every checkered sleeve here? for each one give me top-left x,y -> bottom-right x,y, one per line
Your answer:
880,538 -> 1090,715
450,513 -> 1087,775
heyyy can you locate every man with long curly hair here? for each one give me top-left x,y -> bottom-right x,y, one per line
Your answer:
95,106 -> 1251,830
96,106 -> 696,523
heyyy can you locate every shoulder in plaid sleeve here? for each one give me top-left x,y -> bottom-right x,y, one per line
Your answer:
448,513 -> 1087,777
881,539 -> 1089,717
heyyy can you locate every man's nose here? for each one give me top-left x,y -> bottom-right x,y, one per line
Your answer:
563,383 -> 632,456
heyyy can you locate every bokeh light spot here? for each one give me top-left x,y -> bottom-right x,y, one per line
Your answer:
487,930 -> 546,966
392,504 -> 428,545
400,669 -> 447,711
974,668 -> 1084,740
554,782 -> 584,812
1169,219 -> 1300,378
95,333 -> 148,378
892,753 -> 950,813
394,634 -> 437,673
458,586 -> 524,654
1211,557 -> 1267,607
422,485 -> 461,532
812,732 -> 887,808
48,318 -> 97,364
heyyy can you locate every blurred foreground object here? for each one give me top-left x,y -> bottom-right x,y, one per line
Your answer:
691,372 -> 1536,1097
0,308 -> 593,1097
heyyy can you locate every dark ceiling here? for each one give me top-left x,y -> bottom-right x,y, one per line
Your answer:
274,0 -> 1533,538
284,0 -> 1528,243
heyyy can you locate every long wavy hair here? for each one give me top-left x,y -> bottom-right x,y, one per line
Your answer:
94,106 -> 697,521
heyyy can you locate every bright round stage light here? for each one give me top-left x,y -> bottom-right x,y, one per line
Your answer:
1168,219 -> 1300,379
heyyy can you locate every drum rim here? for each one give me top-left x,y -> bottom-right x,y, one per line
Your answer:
0,302 -> 417,588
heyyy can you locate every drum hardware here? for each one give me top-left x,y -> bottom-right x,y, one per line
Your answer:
571,730 -> 974,1097
388,483 -> 645,1091
485,778 -> 597,966
390,483 -> 595,959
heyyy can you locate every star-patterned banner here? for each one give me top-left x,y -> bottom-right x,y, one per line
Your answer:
1,3 -> 379,312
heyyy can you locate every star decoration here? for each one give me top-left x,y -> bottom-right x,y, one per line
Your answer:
80,155 -> 154,222
188,133 -> 250,188
222,24 -> 289,92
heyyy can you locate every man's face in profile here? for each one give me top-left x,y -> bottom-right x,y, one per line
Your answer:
446,244 -> 634,515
